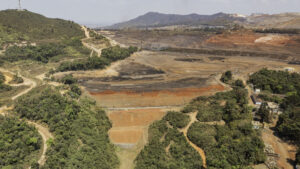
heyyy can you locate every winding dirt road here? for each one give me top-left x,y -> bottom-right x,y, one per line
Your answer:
179,112 -> 207,168
0,69 -> 53,167
27,121 -> 53,166
81,26 -> 102,56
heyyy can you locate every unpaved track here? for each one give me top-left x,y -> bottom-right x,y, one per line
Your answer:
179,112 -> 207,168
0,69 -> 53,167
82,26 -> 90,38
27,121 -> 53,166
81,26 -> 102,56
262,127 -> 295,169
11,75 -> 36,100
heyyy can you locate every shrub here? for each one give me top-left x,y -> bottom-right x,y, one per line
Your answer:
221,70 -> 232,83
163,111 -> 190,128
0,116 -> 41,168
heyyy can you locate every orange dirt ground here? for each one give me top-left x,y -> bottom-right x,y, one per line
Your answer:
108,109 -> 166,127
108,108 -> 167,144
205,31 -> 300,48
206,31 -> 261,46
90,85 -> 225,108
109,129 -> 144,144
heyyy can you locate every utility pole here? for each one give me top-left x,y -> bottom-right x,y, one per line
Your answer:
18,0 -> 22,11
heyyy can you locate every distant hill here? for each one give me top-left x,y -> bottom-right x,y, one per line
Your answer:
0,9 -> 84,45
107,12 -> 300,30
107,12 -> 246,29
246,13 -> 300,29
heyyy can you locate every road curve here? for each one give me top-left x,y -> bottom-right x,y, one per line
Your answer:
0,69 -> 53,167
179,112 -> 207,168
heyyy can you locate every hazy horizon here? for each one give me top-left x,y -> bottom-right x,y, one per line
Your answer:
0,0 -> 300,27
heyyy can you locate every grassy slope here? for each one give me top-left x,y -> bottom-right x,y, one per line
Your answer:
0,9 -> 84,46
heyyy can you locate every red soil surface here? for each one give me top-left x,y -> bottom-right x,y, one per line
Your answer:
206,31 -> 261,46
109,129 -> 144,144
206,30 -> 300,48
108,109 -> 166,127
90,85 -> 225,108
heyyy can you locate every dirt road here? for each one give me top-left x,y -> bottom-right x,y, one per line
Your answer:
11,75 -> 36,100
27,121 -> 54,166
179,112 -> 207,168
0,69 -> 53,167
81,26 -> 90,38
262,128 -> 296,169
81,26 -> 103,56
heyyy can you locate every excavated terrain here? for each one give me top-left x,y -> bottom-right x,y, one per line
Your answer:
64,29 -> 300,169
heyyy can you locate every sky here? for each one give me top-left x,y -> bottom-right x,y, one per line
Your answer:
0,0 -> 300,26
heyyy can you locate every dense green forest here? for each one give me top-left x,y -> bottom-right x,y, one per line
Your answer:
185,87 -> 265,168
135,83 -> 265,169
248,68 -> 300,95
57,45 -> 138,72
0,9 -> 84,46
249,68 -> 300,165
0,116 -> 41,168
135,111 -> 203,169
2,37 -> 90,63
14,86 -> 119,169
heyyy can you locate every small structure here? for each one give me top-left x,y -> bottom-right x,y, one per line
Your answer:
267,102 -> 283,115
255,89 -> 261,94
252,121 -> 262,129
284,67 -> 295,72
251,95 -> 262,105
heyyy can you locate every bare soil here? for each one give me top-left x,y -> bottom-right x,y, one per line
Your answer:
70,29 -> 300,169
109,128 -> 144,144
108,108 -> 166,127
262,128 -> 297,169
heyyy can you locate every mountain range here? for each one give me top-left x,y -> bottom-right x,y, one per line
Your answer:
107,12 -> 300,29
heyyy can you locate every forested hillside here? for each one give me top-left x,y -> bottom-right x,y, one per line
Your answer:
0,9 -> 84,46
0,116 -> 41,168
14,86 -> 119,169
135,112 -> 203,169
135,84 -> 265,169
249,69 -> 300,166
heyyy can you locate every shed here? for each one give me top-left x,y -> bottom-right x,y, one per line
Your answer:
251,95 -> 262,105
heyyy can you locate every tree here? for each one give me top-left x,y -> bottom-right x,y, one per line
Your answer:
221,71 -> 232,83
61,74 -> 77,84
234,79 -> 245,88
257,102 -> 272,123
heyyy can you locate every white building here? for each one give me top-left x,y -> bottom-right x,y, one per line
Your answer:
255,89 -> 261,94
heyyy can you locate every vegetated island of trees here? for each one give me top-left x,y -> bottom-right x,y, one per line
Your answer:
0,116 -> 42,168
186,86 -> 265,168
135,111 -> 203,169
14,85 -> 119,169
248,68 -> 300,165
56,45 -> 138,72
135,73 -> 265,169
